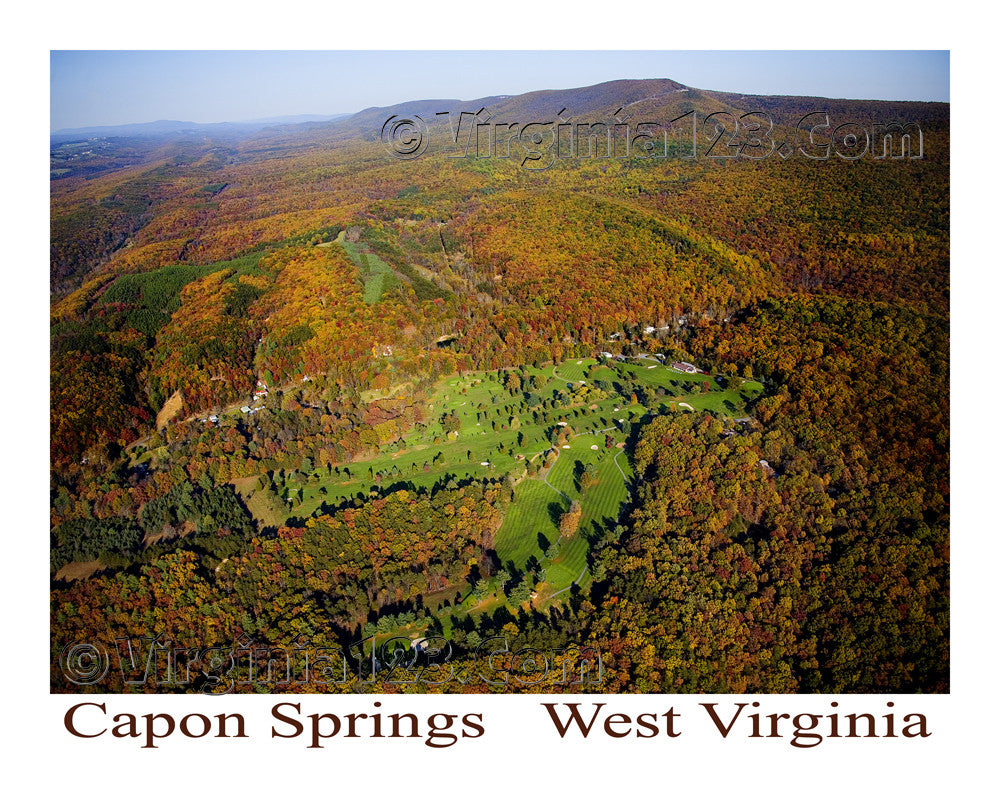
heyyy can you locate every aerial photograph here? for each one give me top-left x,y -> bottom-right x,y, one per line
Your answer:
49,50 -> 949,694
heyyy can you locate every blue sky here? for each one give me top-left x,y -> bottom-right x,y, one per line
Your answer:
51,50 -> 949,131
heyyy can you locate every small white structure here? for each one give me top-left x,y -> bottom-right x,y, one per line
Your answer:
590,444 -> 599,450
240,406 -> 251,413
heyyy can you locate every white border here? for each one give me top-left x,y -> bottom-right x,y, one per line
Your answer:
5,5 -> 996,795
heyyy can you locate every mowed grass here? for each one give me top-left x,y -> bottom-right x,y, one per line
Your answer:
263,358 -> 759,519
589,364 -> 619,383
279,370 -> 564,515
337,232 -> 398,304
614,361 -> 763,415
231,476 -> 287,528
251,356 -> 761,616
495,479 -> 564,572
551,358 -> 596,382
542,434 -> 631,591
493,429 -> 633,604
276,364 -> 638,517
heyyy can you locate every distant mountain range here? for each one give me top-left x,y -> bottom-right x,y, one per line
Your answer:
51,77 -> 949,143
50,114 -> 352,140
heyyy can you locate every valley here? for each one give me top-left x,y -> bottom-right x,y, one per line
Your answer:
49,75 -> 949,694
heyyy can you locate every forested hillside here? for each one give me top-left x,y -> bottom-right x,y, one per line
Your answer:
50,78 -> 949,693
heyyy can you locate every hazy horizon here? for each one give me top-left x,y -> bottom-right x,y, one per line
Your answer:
51,51 -> 949,132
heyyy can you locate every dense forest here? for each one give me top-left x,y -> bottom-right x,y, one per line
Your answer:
50,78 -> 949,694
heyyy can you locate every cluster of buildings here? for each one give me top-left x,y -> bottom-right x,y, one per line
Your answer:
598,351 -> 700,374
239,379 -> 269,415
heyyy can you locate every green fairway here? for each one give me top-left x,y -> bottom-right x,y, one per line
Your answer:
495,478 -> 564,571
515,432 -> 632,595
551,358 -> 596,383
251,355 -> 762,624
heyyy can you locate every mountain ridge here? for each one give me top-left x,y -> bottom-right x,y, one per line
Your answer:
52,77 -> 949,141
